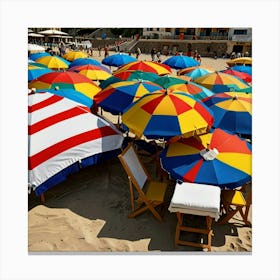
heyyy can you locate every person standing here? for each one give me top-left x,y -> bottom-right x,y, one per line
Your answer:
156,51 -> 161,62
104,45 -> 109,58
136,47 -> 141,59
151,48 -> 156,61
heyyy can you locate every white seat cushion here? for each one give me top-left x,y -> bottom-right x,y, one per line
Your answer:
168,182 -> 221,220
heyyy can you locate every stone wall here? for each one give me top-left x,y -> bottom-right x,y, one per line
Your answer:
129,39 -> 229,58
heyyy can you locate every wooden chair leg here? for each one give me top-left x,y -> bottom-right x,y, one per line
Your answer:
218,206 -> 239,224
40,193 -> 46,204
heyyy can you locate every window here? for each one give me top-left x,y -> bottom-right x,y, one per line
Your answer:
233,29 -> 248,35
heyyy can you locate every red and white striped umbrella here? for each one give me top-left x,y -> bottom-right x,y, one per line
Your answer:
28,92 -> 124,195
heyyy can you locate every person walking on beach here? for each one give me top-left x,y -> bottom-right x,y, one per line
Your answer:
151,48 -> 156,61
135,47 -> 141,59
193,50 -> 198,60
104,45 -> 109,58
197,54 -> 201,64
98,46 -> 101,57
156,51 -> 161,62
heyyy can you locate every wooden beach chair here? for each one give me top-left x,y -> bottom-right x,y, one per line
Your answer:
169,182 -> 221,251
218,183 -> 252,226
118,143 -> 168,222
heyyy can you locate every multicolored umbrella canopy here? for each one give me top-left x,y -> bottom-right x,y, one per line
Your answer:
168,81 -> 215,100
122,90 -> 214,140
231,65 -> 252,75
35,55 -> 70,69
174,75 -> 192,82
221,69 -> 252,83
178,66 -> 214,80
28,71 -> 101,99
94,80 -> 164,115
193,72 -> 252,93
28,64 -> 53,82
28,92 -> 124,196
68,64 -> 112,81
162,55 -> 199,69
153,76 -> 187,88
202,92 -> 252,135
36,88 -> 94,108
99,76 -> 122,90
226,57 -> 252,67
63,51 -> 88,61
102,53 -> 137,67
29,62 -> 49,68
113,70 -> 159,82
160,128 -> 252,189
178,66 -> 215,76
114,61 -> 172,76
69,58 -> 102,68
29,52 -> 51,61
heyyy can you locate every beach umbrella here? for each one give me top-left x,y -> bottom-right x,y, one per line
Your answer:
99,76 -> 123,90
28,44 -> 46,53
162,54 -> 199,69
193,72 -> 252,93
28,92 -> 124,196
38,29 -> 69,36
68,64 -> 112,81
221,69 -> 252,83
69,58 -> 102,68
94,80 -> 164,115
160,128 -> 252,189
114,61 -> 172,76
175,75 -> 192,82
28,33 -> 45,38
28,64 -> 53,82
153,76 -> 187,88
168,81 -> 215,100
231,65 -> 252,76
202,92 -> 252,135
29,62 -> 49,68
63,51 -> 88,61
178,66 -> 215,76
122,90 -> 214,140
226,57 -> 252,67
102,53 -> 137,67
35,55 -> 70,70
36,88 -> 94,108
178,66 -> 214,80
28,71 -> 101,99
29,52 -> 51,61
113,70 -> 159,83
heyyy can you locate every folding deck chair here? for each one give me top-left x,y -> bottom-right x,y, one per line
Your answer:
169,182 -> 221,251
218,183 -> 252,226
118,143 -> 168,222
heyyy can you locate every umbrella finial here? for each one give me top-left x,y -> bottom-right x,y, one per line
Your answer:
232,94 -> 238,100
200,145 -> 219,161
55,86 -> 60,90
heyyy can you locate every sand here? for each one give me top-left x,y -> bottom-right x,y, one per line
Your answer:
28,51 -> 252,253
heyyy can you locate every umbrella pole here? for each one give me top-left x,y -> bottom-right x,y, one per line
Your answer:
118,113 -> 121,126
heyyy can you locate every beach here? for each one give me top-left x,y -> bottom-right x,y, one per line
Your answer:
28,52 -> 252,253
